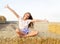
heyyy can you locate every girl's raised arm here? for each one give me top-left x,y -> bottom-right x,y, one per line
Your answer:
5,4 -> 19,18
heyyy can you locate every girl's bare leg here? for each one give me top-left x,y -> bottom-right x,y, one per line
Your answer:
16,28 -> 25,37
23,30 -> 38,37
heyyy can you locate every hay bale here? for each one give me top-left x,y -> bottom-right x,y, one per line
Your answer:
0,16 -> 6,23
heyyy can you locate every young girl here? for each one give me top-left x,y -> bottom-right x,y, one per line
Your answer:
5,5 -> 48,37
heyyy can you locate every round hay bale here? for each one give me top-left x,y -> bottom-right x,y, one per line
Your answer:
0,16 -> 6,23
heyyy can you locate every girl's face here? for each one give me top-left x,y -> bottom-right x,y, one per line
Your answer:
23,13 -> 30,20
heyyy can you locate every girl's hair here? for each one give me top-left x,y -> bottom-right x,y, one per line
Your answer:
24,12 -> 34,28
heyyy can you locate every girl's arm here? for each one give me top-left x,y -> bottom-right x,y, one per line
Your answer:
31,19 -> 48,22
5,5 -> 19,18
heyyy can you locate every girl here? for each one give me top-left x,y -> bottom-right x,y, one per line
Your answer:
5,5 -> 48,37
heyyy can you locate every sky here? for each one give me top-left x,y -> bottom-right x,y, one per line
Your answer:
0,0 -> 60,22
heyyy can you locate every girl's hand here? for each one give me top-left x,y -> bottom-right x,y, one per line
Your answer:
4,4 -> 9,8
43,19 -> 48,22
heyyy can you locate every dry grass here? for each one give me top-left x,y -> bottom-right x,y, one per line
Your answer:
0,37 -> 60,44
48,22 -> 60,34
